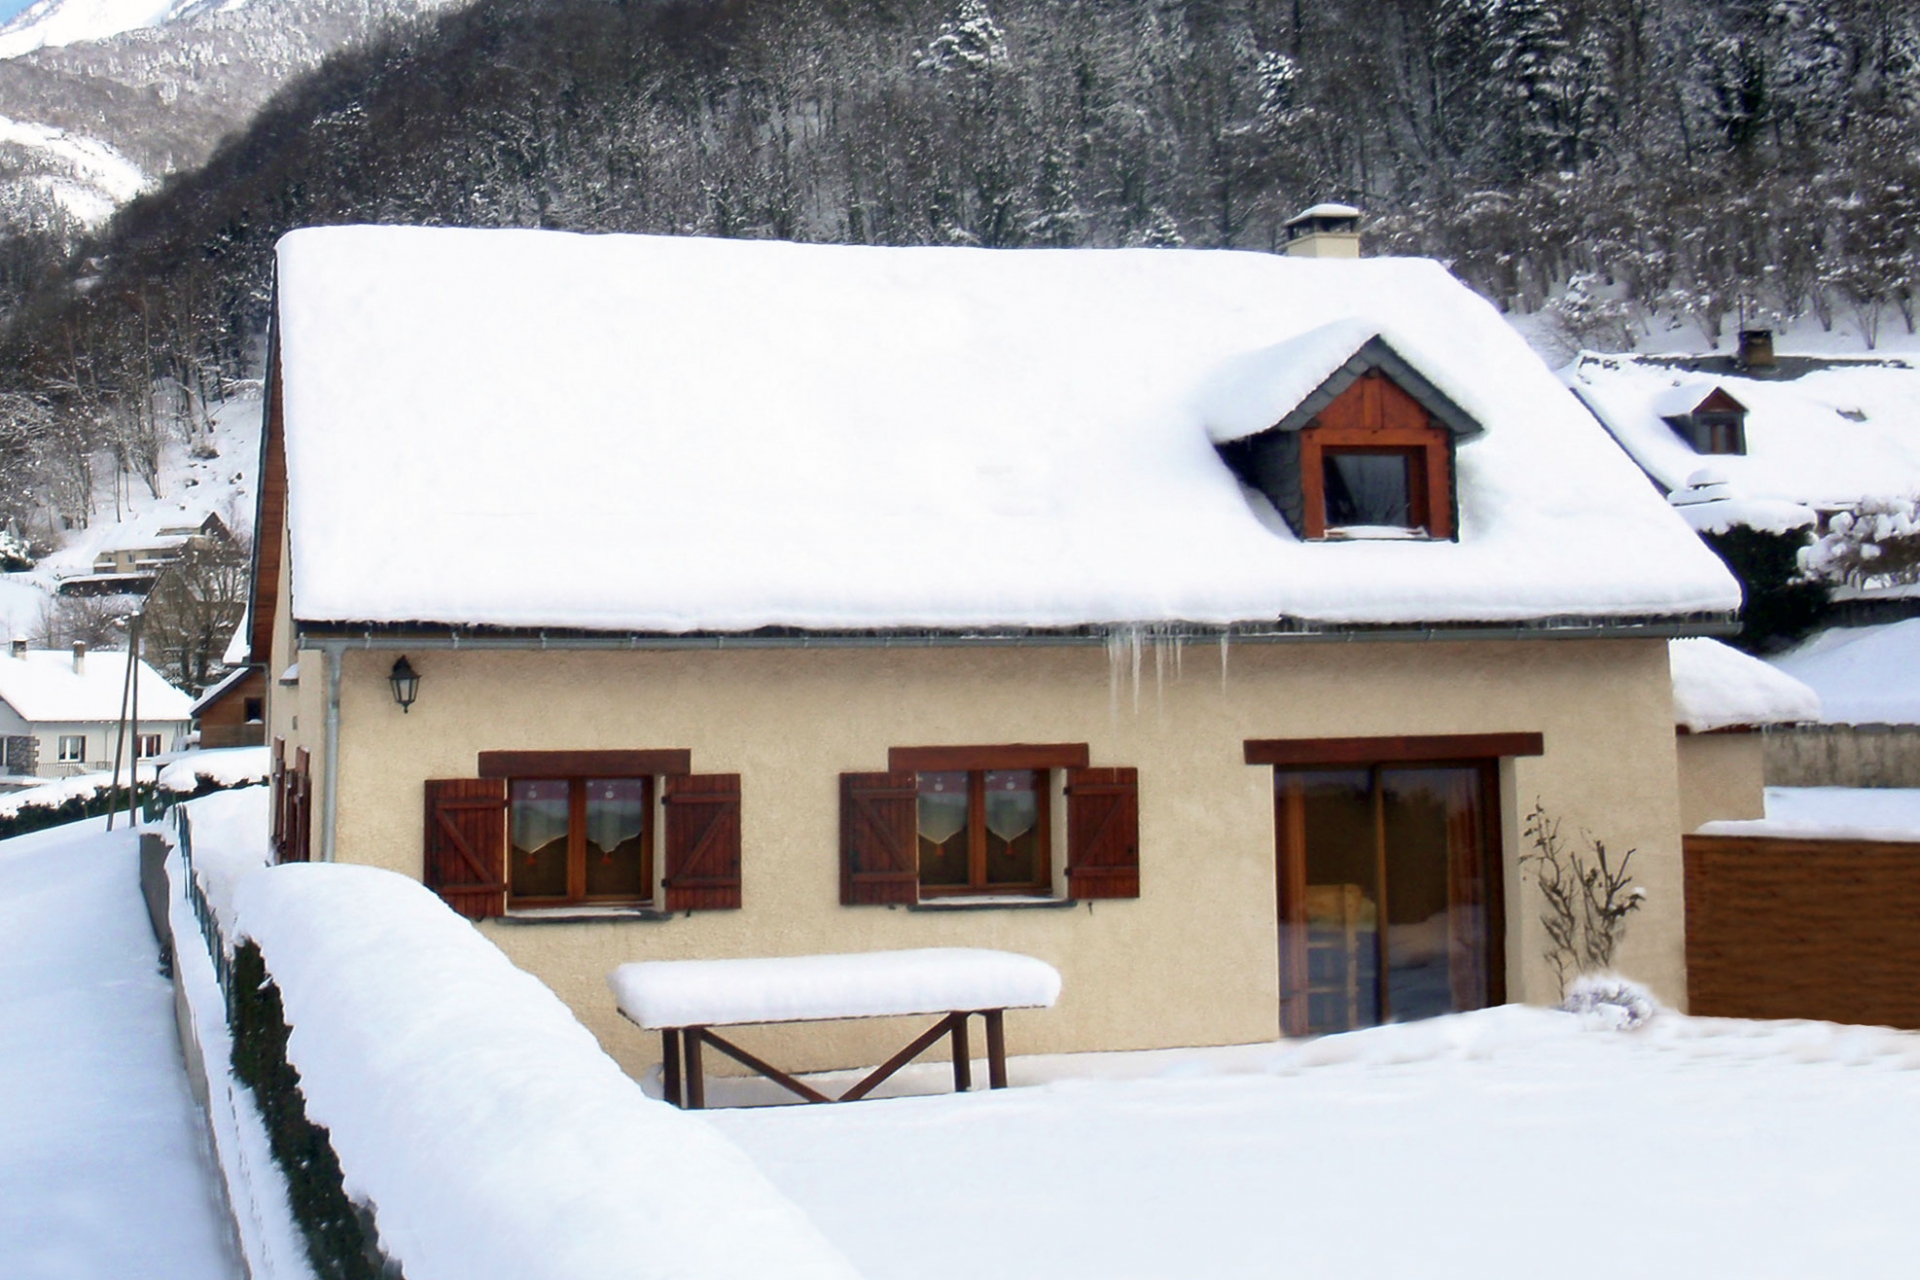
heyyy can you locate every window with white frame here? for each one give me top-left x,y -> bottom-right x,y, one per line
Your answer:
57,735 -> 86,762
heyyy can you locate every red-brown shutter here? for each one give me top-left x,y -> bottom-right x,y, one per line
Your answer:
662,774 -> 742,911
1065,767 -> 1140,899
424,778 -> 509,920
840,771 -> 918,905
286,747 -> 313,864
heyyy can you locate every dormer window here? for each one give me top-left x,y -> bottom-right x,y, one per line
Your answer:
1660,386 -> 1748,456
1214,333 -> 1480,543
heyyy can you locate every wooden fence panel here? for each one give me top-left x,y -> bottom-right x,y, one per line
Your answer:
1684,833 -> 1920,1029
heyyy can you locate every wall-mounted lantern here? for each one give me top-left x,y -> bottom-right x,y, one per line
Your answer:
389,655 -> 421,714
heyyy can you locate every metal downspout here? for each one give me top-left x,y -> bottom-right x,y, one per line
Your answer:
322,642 -> 343,862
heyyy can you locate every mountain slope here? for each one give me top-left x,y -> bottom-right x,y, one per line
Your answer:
0,0 -> 195,60
0,0 -> 465,232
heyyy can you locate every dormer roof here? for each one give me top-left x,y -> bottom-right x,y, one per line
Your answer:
1204,321 -> 1482,445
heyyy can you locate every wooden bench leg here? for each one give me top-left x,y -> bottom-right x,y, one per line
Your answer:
684,1028 -> 707,1110
984,1009 -> 1007,1089
662,1029 -> 684,1107
950,1012 -> 972,1092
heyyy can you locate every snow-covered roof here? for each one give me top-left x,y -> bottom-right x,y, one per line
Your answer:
0,649 -> 194,723
1665,469 -> 1817,536
1568,352 -> 1920,509
1669,638 -> 1820,732
1771,620 -> 1920,726
92,508 -> 218,555
273,227 -> 1739,633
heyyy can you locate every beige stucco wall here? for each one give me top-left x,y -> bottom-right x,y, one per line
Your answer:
1675,732 -> 1767,832
279,634 -> 1688,1080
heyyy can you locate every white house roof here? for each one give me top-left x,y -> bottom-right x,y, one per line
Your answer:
94,508 -> 217,555
273,227 -> 1738,634
1568,352 -> 1920,510
1669,638 -> 1820,732
0,649 -> 195,723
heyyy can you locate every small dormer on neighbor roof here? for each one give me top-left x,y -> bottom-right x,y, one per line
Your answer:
1282,202 -> 1361,259
1657,382 -> 1749,456
1209,321 -> 1483,541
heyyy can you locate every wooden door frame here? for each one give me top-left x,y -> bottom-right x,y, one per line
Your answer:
1270,758 -> 1507,1037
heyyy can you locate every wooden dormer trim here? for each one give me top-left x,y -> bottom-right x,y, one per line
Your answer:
1298,371 -> 1455,539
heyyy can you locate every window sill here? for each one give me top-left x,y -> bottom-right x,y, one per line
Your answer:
498,905 -> 674,925
908,895 -> 1077,912
1320,525 -> 1434,541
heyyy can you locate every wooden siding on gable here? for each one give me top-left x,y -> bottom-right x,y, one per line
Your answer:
248,328 -> 289,667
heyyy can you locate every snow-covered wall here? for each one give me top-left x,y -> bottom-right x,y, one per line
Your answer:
230,862 -> 861,1280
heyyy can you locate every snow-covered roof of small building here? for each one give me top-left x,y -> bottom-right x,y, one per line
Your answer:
1770,620 -> 1920,726
0,649 -> 194,723
1285,203 -> 1361,224
272,227 -> 1739,633
1568,352 -> 1920,509
1670,638 -> 1820,732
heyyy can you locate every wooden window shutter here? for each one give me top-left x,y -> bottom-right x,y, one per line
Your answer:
840,771 -> 918,905
1065,767 -> 1140,899
424,779 -> 509,920
662,774 -> 742,911
287,747 -> 313,864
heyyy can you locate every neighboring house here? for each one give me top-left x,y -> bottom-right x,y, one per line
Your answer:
193,664 -> 267,749
59,511 -> 232,598
252,224 -> 1740,1077
1668,637 -> 1821,831
0,639 -> 195,779
1566,336 -> 1920,538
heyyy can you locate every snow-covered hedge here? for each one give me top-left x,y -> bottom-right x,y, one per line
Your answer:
232,863 -> 860,1280
158,745 -> 271,796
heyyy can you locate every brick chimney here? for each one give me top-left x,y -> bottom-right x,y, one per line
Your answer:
71,640 -> 85,675
1283,203 -> 1362,259
1737,329 -> 1775,370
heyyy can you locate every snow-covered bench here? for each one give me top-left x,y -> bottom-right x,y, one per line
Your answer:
609,948 -> 1062,1108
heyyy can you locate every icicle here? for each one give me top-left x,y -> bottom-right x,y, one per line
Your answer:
1130,626 -> 1143,714
1151,627 -> 1165,714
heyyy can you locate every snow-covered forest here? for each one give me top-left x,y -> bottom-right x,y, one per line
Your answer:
2,0 -> 1918,542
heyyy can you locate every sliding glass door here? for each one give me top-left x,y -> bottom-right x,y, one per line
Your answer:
1275,763 -> 1502,1036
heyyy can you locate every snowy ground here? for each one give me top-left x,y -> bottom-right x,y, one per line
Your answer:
0,817 -> 240,1279
709,1008 -> 1920,1280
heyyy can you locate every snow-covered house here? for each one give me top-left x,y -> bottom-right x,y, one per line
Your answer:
192,663 -> 266,749
1566,347 -> 1920,537
59,510 -> 234,598
251,226 -> 1741,1074
0,640 -> 195,779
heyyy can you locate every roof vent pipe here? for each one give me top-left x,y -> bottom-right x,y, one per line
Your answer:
72,640 -> 85,674
10,638 -> 24,659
